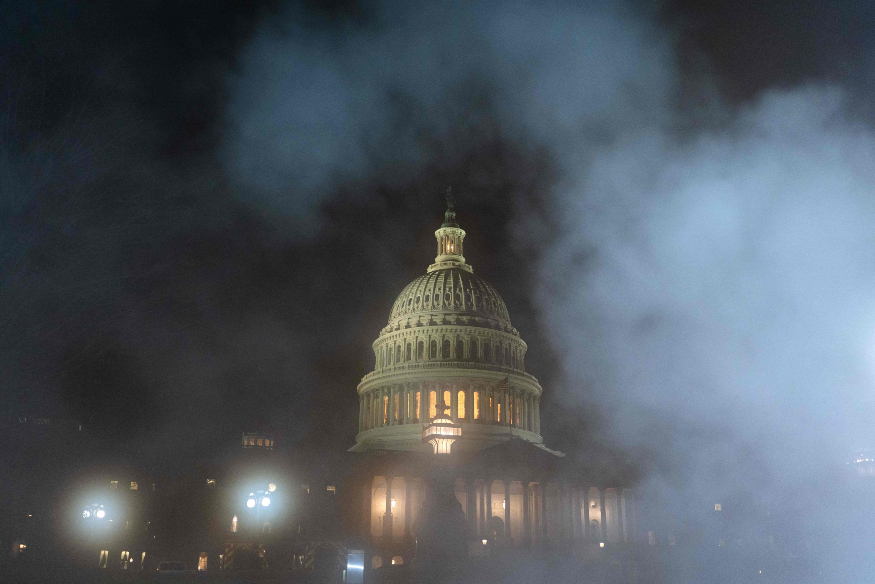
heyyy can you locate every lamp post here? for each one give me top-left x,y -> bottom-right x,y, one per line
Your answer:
82,503 -> 108,566
245,483 -> 276,534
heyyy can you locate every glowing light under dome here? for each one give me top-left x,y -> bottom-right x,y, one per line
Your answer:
95,509 -> 105,519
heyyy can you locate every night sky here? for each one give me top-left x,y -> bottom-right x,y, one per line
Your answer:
4,0 -> 875,501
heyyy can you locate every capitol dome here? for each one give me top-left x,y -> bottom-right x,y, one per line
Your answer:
352,191 -> 544,453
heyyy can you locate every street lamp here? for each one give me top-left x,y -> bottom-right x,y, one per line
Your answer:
244,484 -> 276,533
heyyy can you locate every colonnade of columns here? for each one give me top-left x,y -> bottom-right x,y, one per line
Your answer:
366,475 -> 634,547
358,382 -> 541,435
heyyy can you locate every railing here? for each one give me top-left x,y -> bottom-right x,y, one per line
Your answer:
359,360 -> 540,385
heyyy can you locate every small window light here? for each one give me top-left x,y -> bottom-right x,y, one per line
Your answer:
130,482 -> 138,490
110,480 -> 118,489
599,542 -> 605,548
714,503 -> 722,511
327,485 -> 336,494
206,479 -> 216,487
481,539 -> 487,545
19,543 -> 26,550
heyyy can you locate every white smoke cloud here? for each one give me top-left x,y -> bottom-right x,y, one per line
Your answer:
225,1 -> 875,579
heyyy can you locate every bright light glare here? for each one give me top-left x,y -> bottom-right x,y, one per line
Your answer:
95,509 -> 105,519
268,483 -> 276,492
83,510 -> 91,518
247,498 -> 256,508
261,497 -> 270,507
482,539 -> 487,545
599,542 -> 605,548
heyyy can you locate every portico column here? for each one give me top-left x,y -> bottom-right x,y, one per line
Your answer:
404,478 -> 412,537
384,477 -> 394,538
541,482 -> 548,545
503,387 -> 510,426
466,479 -> 476,532
583,487 -> 591,540
390,386 -> 397,425
486,479 -> 493,538
573,487 -> 583,539
466,383 -> 473,422
504,480 -> 512,541
522,481 -> 531,546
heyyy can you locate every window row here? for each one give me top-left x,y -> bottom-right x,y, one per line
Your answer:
360,387 -> 539,433
377,338 -> 523,370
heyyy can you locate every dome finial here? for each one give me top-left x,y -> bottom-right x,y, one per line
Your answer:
442,186 -> 458,228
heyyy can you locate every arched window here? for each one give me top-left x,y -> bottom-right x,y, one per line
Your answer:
504,346 -> 510,365
443,390 -> 451,410
396,345 -> 402,363
406,343 -> 412,361
484,343 -> 491,362
429,391 -> 437,418
458,390 -> 466,419
417,341 -> 424,360
456,339 -> 464,360
470,340 -> 478,360
442,339 -> 450,359
430,340 -> 437,359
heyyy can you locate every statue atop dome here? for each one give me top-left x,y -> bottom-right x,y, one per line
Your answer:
442,187 -> 458,228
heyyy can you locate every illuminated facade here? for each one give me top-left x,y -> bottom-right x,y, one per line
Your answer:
352,191 -> 544,453
343,194 -> 637,569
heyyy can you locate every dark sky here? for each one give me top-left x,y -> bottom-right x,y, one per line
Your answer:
3,0 -> 875,480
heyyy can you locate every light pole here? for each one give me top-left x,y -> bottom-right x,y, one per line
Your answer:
245,483 -> 276,534
82,503 -> 108,566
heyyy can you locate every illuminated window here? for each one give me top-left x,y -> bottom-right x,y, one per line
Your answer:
414,391 -> 420,421
120,551 -> 130,569
257,438 -> 263,446
497,403 -> 502,422
714,504 -> 722,511
474,391 -> 480,419
130,482 -> 138,490
394,393 -> 399,421
231,516 -> 237,533
489,395 -> 494,420
383,396 -> 388,424
110,480 -> 118,489
429,391 -> 436,418
198,553 -> 207,571
249,438 -> 255,445
327,485 -> 336,494
509,398 -> 514,425
457,390 -> 465,419
99,550 -> 108,568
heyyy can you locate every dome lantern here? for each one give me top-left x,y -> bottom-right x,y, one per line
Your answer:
429,187 -> 472,274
